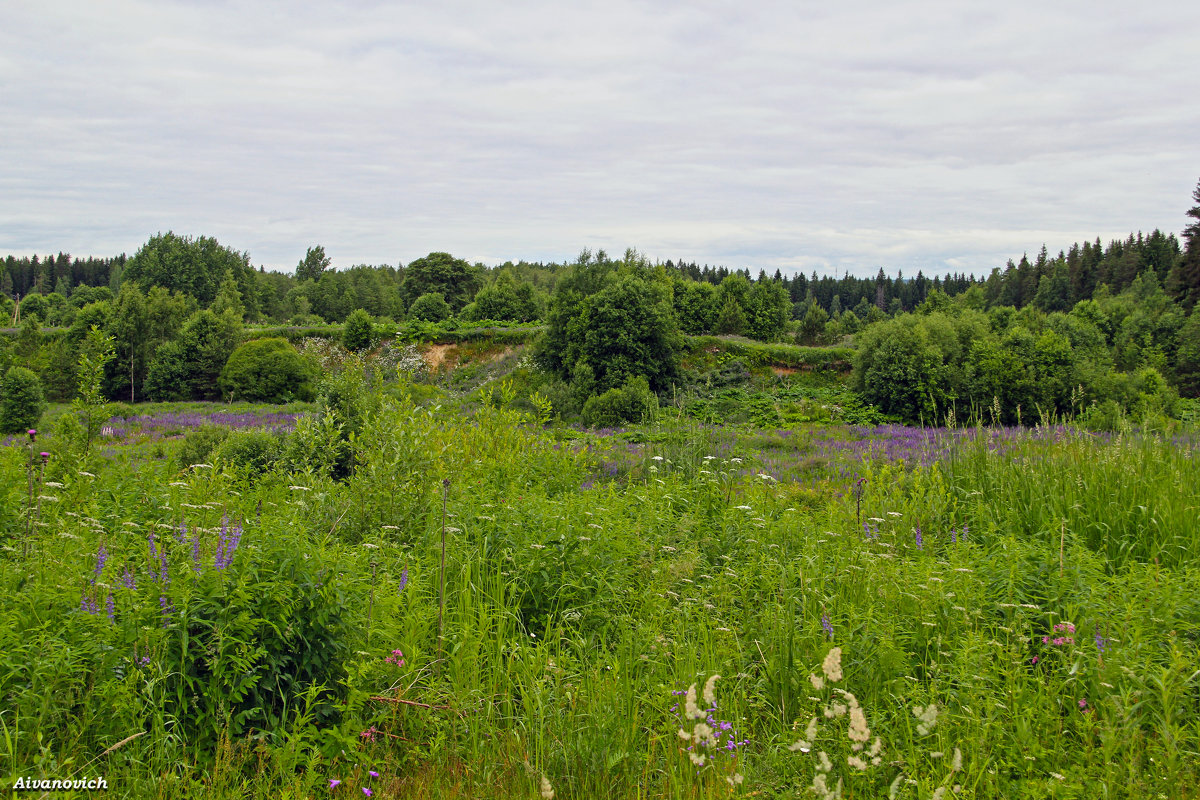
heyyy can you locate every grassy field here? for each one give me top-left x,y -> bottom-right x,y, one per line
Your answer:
1,374 -> 1198,798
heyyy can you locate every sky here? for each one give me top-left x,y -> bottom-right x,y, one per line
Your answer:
2,0 -> 1198,278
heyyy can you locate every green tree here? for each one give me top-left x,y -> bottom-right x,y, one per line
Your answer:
295,245 -> 331,283
144,310 -> 242,401
673,280 -> 718,335
1167,178 -> 1200,310
210,269 -> 247,322
75,326 -> 116,454
0,366 -> 46,434
797,302 -> 829,345
342,308 -> 375,351
124,232 -> 258,314
402,252 -> 480,311
744,279 -> 791,341
408,292 -> 451,322
218,338 -> 318,403
1174,309 -> 1200,397
579,274 -> 680,393
109,285 -> 150,402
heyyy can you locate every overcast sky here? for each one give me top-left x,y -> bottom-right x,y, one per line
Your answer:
2,1 -> 1197,278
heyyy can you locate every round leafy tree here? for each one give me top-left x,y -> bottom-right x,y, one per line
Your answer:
408,292 -> 451,323
342,308 -> 375,351
218,338 -> 318,403
0,366 -> 47,434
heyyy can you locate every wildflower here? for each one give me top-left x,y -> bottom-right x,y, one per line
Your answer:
702,674 -> 719,708
93,544 -> 109,582
685,684 -> 702,720
362,790 -> 371,797
106,591 -> 115,623
847,703 -> 870,743
539,775 -> 555,800
1078,698 -> 1088,711
951,747 -> 963,771
121,566 -> 136,590
398,566 -> 409,593
810,673 -> 825,691
360,726 -> 379,742
847,755 -> 868,771
369,771 -> 378,778
329,779 -> 341,789
822,647 -> 843,682
913,703 -> 938,736
914,526 -> 924,550
951,527 -> 957,545
27,429 -> 36,441
1094,625 -> 1110,655
148,531 -> 157,562
822,614 -> 834,640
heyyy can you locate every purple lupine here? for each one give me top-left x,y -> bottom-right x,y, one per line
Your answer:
191,530 -> 202,574
159,551 -> 170,586
1094,625 -> 1110,655
215,521 -> 229,570
148,531 -> 158,562
951,527 -> 957,545
398,566 -> 409,593
159,595 -> 173,627
177,520 -> 188,544
81,591 -> 98,615
93,544 -> 109,583
121,565 -> 136,590
914,526 -> 924,550
822,614 -> 834,641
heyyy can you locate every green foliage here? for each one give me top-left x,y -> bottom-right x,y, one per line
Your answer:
214,430 -> 284,474
402,252 -> 480,310
341,308 -> 375,351
295,245 -> 331,284
176,424 -> 230,469
581,375 -> 658,428
124,231 -> 258,314
218,338 -> 318,403
0,366 -> 46,433
74,326 -> 116,454
145,310 -> 242,401
407,292 -> 452,323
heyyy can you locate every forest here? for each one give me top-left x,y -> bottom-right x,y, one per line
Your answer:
0,182 -> 1198,799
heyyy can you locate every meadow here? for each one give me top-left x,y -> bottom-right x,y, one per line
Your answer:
1,366 -> 1198,799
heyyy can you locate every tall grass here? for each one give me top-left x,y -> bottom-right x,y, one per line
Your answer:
0,394 -> 1197,798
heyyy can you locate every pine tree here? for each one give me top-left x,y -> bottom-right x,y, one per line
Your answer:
1168,178 -> 1200,310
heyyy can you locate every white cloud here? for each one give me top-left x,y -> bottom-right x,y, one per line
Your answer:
1,0 -> 1197,276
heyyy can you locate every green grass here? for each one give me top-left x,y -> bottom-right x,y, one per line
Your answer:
1,383 -> 1198,799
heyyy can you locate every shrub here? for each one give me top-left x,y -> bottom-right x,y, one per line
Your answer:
218,338 -> 318,403
408,292 -> 451,323
176,425 -> 230,470
0,366 -> 46,434
342,308 -> 375,352
582,375 -> 658,428
214,430 -> 283,474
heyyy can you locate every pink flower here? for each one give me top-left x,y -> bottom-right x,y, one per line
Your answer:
369,771 -> 379,778
329,778 -> 341,788
363,790 -> 372,797
1079,698 -> 1088,709
1030,656 -> 1039,664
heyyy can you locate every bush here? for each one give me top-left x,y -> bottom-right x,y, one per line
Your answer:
342,309 -> 375,352
582,375 -> 658,428
176,425 -> 230,470
214,430 -> 283,474
218,338 -> 318,403
408,292 -> 452,323
0,366 -> 47,434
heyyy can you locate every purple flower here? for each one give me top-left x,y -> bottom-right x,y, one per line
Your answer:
159,552 -> 170,586
363,790 -> 372,797
398,566 -> 408,593
121,566 -> 136,590
93,544 -> 109,583
821,614 -> 834,641
369,771 -> 378,778
148,531 -> 157,562
914,526 -> 924,551
951,527 -> 957,545
159,595 -> 172,627
329,778 -> 341,789
192,530 -> 202,573
1094,626 -> 1110,655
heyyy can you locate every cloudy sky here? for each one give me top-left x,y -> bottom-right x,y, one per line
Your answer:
2,1 -> 1197,277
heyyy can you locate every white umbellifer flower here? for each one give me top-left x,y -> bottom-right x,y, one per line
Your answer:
822,648 -> 843,682
703,674 -> 720,708
540,775 -> 555,800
